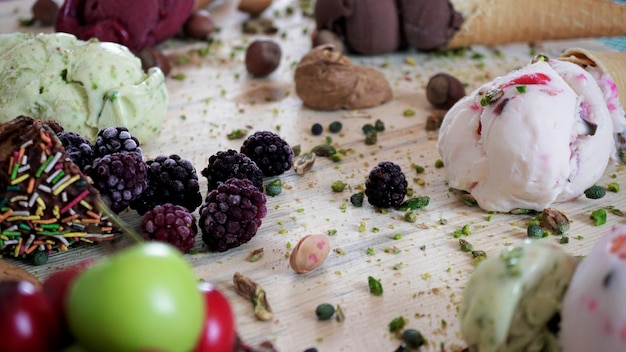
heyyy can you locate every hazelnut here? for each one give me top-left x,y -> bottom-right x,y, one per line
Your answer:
183,10 -> 215,40
31,0 -> 59,26
312,29 -> 345,55
136,47 -> 171,76
425,73 -> 466,110
245,39 -> 281,77
238,0 -> 272,17
289,234 -> 331,274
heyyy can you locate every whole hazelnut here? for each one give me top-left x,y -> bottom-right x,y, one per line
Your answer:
245,39 -> 281,77
136,47 -> 172,76
312,29 -> 345,55
183,10 -> 215,40
426,73 -> 466,110
238,0 -> 272,17
31,0 -> 59,26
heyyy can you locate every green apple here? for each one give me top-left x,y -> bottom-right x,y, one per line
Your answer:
66,242 -> 204,352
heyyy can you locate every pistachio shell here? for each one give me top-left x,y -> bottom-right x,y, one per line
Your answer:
289,234 -> 330,274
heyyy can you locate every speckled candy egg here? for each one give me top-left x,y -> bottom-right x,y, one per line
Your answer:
560,225 -> 626,351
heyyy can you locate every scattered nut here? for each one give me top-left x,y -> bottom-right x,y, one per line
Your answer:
425,110 -> 446,131
238,0 -> 272,17
183,10 -> 215,40
136,47 -> 171,76
245,39 -> 281,77
312,29 -> 345,54
295,152 -> 316,175
539,208 -> 570,235
31,0 -> 59,26
426,73 -> 466,110
242,17 -> 278,35
289,234 -> 330,274
294,45 -> 392,110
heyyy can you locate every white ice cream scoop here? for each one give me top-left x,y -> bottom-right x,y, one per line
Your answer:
437,58 -> 618,212
560,225 -> 626,352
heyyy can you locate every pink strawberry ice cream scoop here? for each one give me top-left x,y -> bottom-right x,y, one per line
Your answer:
55,0 -> 194,52
560,225 -> 626,352
437,56 -> 623,212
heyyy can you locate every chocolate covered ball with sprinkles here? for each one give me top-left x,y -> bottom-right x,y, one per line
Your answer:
0,116 -> 120,265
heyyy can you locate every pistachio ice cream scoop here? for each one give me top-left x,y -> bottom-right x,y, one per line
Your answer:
460,239 -> 578,352
0,32 -> 168,142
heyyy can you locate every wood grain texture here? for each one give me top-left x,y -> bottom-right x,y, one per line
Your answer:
0,1 -> 624,351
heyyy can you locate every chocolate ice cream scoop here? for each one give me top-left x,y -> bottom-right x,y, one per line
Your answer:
314,0 -> 401,55
400,0 -> 463,51
55,0 -> 194,52
314,0 -> 463,54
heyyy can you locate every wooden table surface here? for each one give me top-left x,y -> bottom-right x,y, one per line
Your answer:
2,1 -> 626,351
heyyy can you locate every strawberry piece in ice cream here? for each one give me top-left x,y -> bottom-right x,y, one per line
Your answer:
55,0 -> 194,52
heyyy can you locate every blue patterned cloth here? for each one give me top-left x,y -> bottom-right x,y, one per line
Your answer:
601,37 -> 626,51
602,0 -> 626,50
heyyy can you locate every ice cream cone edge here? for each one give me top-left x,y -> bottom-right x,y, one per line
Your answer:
447,0 -> 626,49
560,48 -> 626,109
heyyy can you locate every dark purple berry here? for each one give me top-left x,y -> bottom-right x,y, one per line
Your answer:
130,154 -> 202,215
86,151 -> 147,213
201,149 -> 263,192
94,126 -> 142,157
141,203 -> 197,253
240,131 -> 293,177
199,178 -> 267,252
365,161 -> 407,208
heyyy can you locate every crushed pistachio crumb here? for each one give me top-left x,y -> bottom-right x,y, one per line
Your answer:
368,276 -> 383,296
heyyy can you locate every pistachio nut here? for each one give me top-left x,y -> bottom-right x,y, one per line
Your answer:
289,234 -> 330,274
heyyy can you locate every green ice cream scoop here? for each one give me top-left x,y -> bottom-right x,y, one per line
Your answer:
0,32 -> 168,142
459,239 -> 578,352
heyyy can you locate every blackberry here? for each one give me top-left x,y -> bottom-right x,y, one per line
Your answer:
365,161 -> 407,208
141,203 -> 197,253
199,178 -> 267,252
240,131 -> 293,176
130,154 -> 202,215
201,149 -> 263,192
56,131 -> 95,171
86,151 -> 148,213
94,126 -> 142,157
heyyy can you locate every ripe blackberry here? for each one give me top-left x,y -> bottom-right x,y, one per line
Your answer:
240,131 -> 293,176
365,161 -> 407,208
199,178 -> 267,252
202,149 -> 263,192
56,131 -> 95,171
130,154 -> 202,215
86,151 -> 148,213
141,203 -> 198,254
94,126 -> 142,157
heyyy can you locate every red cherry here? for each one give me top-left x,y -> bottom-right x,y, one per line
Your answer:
42,259 -> 96,346
0,280 -> 61,352
194,282 -> 237,352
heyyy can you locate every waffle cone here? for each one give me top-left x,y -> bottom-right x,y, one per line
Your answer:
447,0 -> 626,49
560,48 -> 626,109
